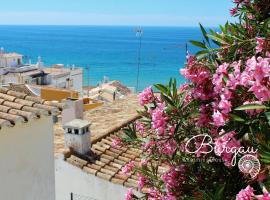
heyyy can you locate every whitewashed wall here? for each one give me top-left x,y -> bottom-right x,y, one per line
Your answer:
0,117 -> 55,200
55,157 -> 130,200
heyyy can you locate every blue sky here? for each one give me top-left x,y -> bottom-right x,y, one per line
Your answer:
0,0 -> 234,26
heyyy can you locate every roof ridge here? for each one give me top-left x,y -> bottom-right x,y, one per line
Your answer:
0,88 -> 63,130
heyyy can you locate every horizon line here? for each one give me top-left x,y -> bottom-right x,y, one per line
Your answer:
0,24 -> 219,28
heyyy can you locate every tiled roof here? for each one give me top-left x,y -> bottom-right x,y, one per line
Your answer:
54,95 -> 141,155
0,87 -> 63,129
8,84 -> 37,96
65,127 -> 143,189
64,120 -> 168,192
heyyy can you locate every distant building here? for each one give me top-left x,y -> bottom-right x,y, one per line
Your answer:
0,87 -> 63,200
0,48 -> 23,68
0,50 -> 83,94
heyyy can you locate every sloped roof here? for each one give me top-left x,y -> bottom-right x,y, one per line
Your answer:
64,118 -> 168,191
0,87 -> 63,129
8,84 -> 37,97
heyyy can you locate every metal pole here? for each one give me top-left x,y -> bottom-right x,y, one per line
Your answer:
87,65 -> 90,97
136,28 -> 143,93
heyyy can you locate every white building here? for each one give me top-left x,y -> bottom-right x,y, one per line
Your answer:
0,48 -> 23,68
43,64 -> 83,94
0,51 -> 83,94
55,118 -> 146,200
0,87 -> 63,200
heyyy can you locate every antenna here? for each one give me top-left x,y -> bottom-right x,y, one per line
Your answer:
135,27 -> 143,93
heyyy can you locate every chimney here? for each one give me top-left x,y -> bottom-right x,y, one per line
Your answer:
61,98 -> 83,124
63,119 -> 91,154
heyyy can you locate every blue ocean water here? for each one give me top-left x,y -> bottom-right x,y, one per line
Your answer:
0,25 -> 204,91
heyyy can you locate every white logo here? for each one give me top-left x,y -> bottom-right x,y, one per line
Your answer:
238,154 -> 260,179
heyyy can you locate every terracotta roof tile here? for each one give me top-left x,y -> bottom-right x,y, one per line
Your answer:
64,122 -> 145,191
0,88 -> 63,129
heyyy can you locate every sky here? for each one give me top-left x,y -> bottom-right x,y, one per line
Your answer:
0,0 -> 234,27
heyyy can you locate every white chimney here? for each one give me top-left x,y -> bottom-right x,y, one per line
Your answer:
63,119 -> 91,154
61,98 -> 84,124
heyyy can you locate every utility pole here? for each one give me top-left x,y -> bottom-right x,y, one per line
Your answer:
86,65 -> 90,97
135,27 -> 143,93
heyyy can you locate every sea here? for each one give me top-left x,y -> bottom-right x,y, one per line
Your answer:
0,25 -> 206,91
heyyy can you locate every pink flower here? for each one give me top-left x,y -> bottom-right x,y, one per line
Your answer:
136,121 -> 145,135
247,13 -> 254,20
125,188 -> 133,200
249,82 -> 270,101
121,161 -> 135,175
212,110 -> 227,127
230,7 -> 237,16
255,187 -> 270,200
148,188 -> 163,200
186,54 -> 196,66
139,86 -> 155,106
150,103 -> 168,135
218,99 -> 232,114
159,139 -> 177,155
236,185 -> 254,200
180,64 -> 210,85
256,37 -> 265,54
112,137 -> 122,148
137,173 -> 146,191
179,83 -> 189,92
140,158 -> 148,167
214,131 -> 241,167
161,165 -> 186,197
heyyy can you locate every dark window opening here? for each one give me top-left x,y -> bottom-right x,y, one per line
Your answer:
68,128 -> 72,134
74,129 -> 79,135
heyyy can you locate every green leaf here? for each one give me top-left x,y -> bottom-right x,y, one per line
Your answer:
229,113 -> 245,122
207,34 -> 226,44
196,50 -> 209,60
235,104 -> 269,111
189,40 -> 206,49
199,23 -> 209,44
265,112 -> 270,126
154,84 -> 168,94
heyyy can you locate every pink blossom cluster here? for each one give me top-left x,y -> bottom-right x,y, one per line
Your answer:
161,165 -> 186,198
139,86 -> 155,106
180,58 -> 214,101
214,130 -> 241,167
112,137 -> 122,148
135,121 -> 145,135
236,185 -> 254,200
211,56 -> 270,128
236,185 -> 270,200
149,102 -> 168,135
197,104 -> 212,127
256,37 -> 265,54
137,172 -> 146,191
121,161 -> 135,175
158,139 -> 177,155
124,188 -> 133,200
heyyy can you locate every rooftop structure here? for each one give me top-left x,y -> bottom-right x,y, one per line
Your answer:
0,49 -> 23,68
0,87 -> 63,127
0,87 -> 63,200
54,94 -> 141,155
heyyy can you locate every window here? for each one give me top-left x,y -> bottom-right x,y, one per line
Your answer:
74,129 -> 79,135
68,128 -> 72,134
86,127 -> 89,132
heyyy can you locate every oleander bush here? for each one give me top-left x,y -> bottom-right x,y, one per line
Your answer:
115,0 -> 270,199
